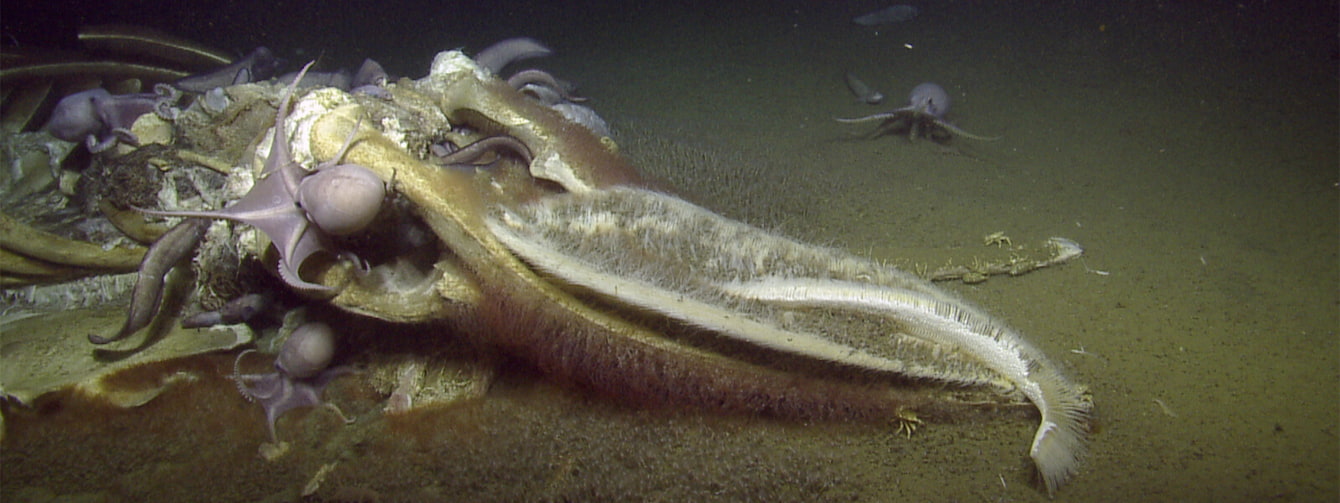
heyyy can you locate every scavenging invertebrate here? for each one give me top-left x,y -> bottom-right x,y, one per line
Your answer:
231,322 -> 354,442
837,82 -> 999,142
983,231 -> 1013,248
43,84 -> 180,153
139,62 -> 385,291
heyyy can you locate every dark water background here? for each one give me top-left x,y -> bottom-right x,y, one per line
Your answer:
3,0 -> 1337,501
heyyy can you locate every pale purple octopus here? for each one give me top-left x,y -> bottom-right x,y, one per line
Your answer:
836,82 -> 999,142
138,61 -> 386,292
43,84 -> 181,153
231,322 -> 354,442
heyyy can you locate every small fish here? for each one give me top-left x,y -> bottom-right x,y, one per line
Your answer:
89,218 -> 210,344
181,292 -> 270,328
844,72 -> 885,104
174,47 -> 282,93
853,5 -> 920,26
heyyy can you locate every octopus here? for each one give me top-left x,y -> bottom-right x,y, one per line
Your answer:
231,322 -> 354,444
837,82 -> 1000,142
42,84 -> 181,153
137,62 -> 385,293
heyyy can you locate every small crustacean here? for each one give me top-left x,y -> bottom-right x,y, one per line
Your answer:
983,231 -> 1012,248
